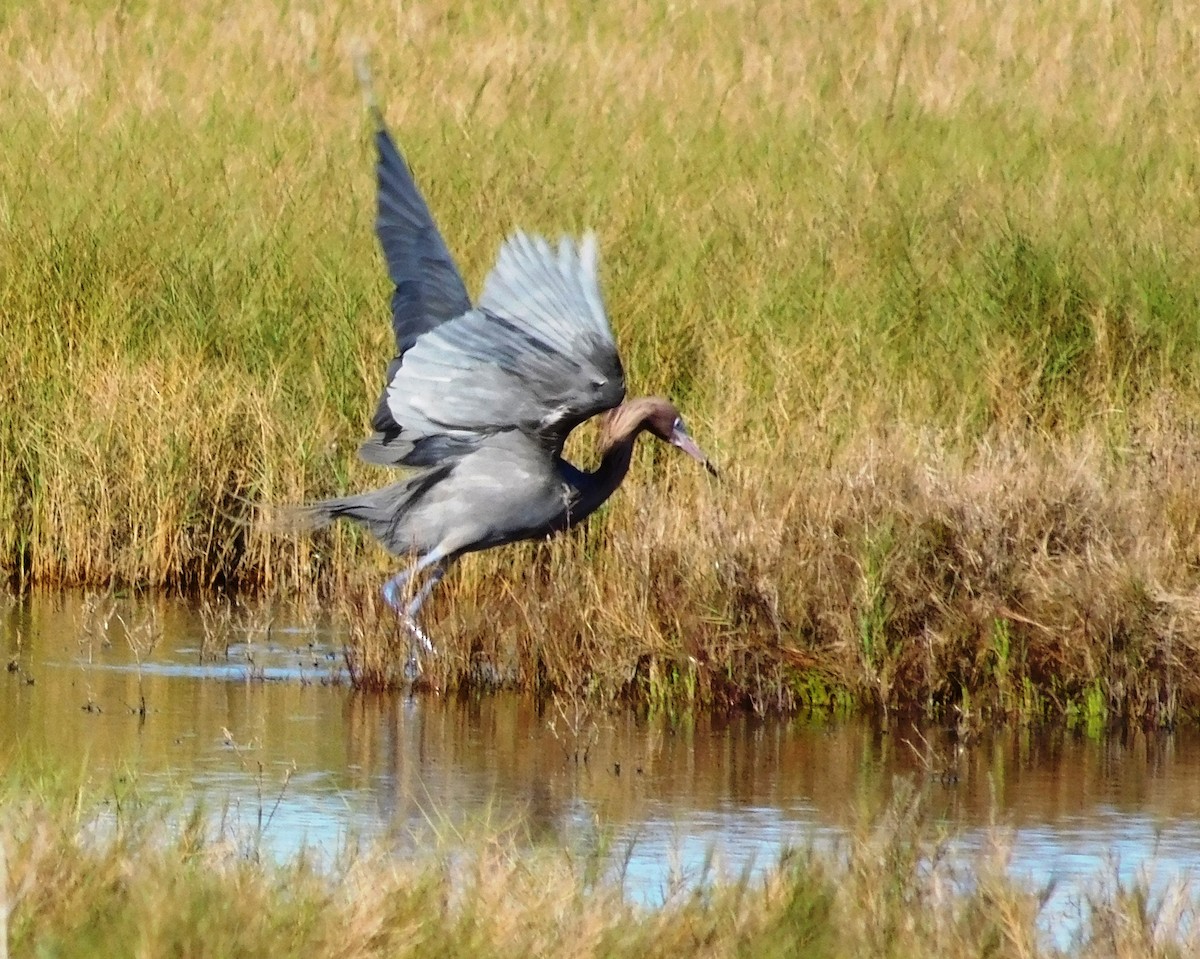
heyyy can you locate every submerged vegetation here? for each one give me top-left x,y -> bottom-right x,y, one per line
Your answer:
3,769 -> 1198,958
4,0 -> 1200,720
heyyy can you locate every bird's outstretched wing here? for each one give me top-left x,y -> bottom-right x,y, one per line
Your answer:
374,122 -> 472,351
361,229 -> 626,468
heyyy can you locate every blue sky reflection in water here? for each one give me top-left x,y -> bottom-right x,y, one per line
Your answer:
3,593 -> 1200,948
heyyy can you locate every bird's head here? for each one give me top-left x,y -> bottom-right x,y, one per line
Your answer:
642,397 -> 718,476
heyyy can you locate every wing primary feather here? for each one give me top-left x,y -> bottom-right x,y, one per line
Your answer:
352,88 -> 625,464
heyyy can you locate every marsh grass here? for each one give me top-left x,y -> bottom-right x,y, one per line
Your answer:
197,595 -> 235,662
5,0 -> 1200,719
334,423 -> 1200,725
2,769 -> 1197,958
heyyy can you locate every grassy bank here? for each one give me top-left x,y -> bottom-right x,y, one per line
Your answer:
3,770 -> 1196,958
4,0 -> 1200,719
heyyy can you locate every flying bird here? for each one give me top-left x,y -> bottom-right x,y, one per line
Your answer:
299,77 -> 715,668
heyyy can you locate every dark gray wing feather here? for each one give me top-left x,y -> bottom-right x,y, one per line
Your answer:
374,124 -> 471,351
364,122 -> 473,462
362,231 -> 625,467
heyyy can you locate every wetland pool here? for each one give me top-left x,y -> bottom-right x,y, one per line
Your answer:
3,592 -> 1200,947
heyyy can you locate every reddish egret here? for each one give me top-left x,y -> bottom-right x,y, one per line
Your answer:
300,86 -> 714,666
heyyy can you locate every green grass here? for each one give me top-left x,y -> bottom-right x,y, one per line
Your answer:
3,766 -> 1197,958
5,0 -> 1200,720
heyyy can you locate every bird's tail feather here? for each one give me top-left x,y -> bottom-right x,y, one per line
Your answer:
269,467 -> 450,550
271,484 -> 408,539
299,488 -> 402,532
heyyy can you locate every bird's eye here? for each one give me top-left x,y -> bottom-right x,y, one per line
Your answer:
673,416 -> 684,432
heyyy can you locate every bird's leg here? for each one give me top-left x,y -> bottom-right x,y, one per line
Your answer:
404,563 -> 445,620
400,563 -> 445,664
382,550 -> 449,677
381,548 -> 446,614
381,564 -> 418,611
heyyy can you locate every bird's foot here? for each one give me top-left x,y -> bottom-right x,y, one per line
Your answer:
401,616 -> 434,684
402,615 -> 436,656
403,651 -> 423,683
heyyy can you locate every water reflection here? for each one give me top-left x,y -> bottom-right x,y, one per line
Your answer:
3,592 -> 1200,933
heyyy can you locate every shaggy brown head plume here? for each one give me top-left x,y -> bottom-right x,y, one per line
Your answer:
599,397 -> 716,473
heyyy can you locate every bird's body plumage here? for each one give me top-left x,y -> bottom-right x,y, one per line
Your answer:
294,84 -> 712,666
312,428 -> 627,560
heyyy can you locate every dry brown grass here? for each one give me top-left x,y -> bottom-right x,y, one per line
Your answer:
5,0 -> 1200,718
328,412 -> 1200,726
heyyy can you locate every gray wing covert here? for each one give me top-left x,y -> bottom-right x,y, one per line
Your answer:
476,231 -> 626,438
364,232 -> 626,468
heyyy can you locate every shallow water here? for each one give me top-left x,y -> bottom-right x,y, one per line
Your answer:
4,592 -> 1200,944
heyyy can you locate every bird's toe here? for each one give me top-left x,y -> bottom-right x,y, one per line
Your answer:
403,616 -> 436,656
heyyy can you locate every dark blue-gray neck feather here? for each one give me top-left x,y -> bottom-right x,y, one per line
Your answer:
562,397 -> 675,527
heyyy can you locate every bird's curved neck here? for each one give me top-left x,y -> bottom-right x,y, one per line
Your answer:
563,399 -> 655,526
569,434 -> 637,523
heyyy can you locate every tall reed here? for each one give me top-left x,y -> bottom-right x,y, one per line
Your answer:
4,0 -> 1200,717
